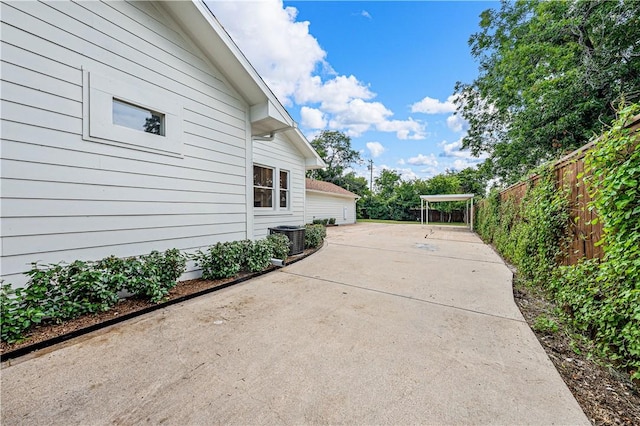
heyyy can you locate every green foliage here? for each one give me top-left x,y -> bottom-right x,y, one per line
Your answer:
477,105 -> 640,379
266,233 -> 291,261
193,241 -> 244,280
1,282 -> 45,344
532,315 -> 559,335
304,224 -> 326,249
475,168 -> 570,287
242,239 -> 273,272
456,0 -> 640,183
328,218 -> 336,225
307,131 -> 362,185
551,105 -> 640,378
0,249 -> 187,343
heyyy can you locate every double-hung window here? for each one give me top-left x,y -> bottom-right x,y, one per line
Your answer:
254,165 -> 274,208
279,170 -> 289,208
253,165 -> 290,210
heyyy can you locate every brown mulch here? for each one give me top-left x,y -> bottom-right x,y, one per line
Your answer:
1,248 -> 319,357
513,279 -> 640,425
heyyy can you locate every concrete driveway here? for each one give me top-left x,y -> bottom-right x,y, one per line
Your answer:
1,223 -> 588,425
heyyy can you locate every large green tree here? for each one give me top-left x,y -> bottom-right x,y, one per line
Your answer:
307,130 -> 362,185
455,0 -> 640,183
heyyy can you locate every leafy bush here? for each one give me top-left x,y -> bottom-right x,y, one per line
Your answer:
328,218 -> 336,225
243,239 -> 273,272
192,241 -> 244,280
305,224 -> 326,248
312,218 -> 329,225
267,233 -> 291,260
0,249 -> 187,343
1,282 -> 44,344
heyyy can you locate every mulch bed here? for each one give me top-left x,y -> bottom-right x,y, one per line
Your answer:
514,280 -> 640,425
1,247 -> 320,360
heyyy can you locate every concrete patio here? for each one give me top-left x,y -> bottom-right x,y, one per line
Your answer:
0,223 -> 588,425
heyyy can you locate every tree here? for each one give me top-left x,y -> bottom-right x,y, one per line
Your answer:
336,172 -> 369,197
455,0 -> 640,184
374,169 -> 402,198
307,131 -> 362,184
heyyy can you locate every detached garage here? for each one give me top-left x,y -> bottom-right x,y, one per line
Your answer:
305,179 -> 359,225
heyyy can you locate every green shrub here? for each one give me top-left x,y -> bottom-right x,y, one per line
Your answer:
305,224 -> 326,248
0,282 -> 44,344
243,239 -> 273,272
192,241 -> 244,280
23,260 -> 121,322
267,233 -> 291,260
328,218 -> 336,225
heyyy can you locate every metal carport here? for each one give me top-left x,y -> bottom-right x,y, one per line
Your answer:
420,194 -> 475,231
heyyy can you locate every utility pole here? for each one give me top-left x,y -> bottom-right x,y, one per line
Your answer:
367,159 -> 374,192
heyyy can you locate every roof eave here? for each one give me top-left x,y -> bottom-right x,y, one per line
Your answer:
160,1 -> 293,134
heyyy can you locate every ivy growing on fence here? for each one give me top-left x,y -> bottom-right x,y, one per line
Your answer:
551,103 -> 640,378
475,103 -> 640,379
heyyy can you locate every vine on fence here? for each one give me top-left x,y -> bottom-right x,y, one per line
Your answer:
475,104 -> 640,379
551,104 -> 640,378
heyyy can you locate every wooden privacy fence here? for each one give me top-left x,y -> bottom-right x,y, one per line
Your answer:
496,114 -> 640,266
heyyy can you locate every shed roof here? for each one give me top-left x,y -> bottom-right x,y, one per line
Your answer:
306,179 -> 360,199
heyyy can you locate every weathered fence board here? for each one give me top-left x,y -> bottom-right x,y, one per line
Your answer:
494,114 -> 639,266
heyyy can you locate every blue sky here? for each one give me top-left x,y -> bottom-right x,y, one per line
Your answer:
207,1 -> 496,183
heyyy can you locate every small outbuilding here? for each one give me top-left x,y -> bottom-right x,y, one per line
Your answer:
305,179 -> 360,225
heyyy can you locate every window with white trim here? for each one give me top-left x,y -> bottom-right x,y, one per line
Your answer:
83,70 -> 183,156
254,165 -> 274,208
279,170 -> 289,208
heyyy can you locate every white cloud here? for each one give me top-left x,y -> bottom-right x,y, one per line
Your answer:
439,138 -> 487,169
410,95 -> 457,114
361,10 -> 372,19
406,153 -> 438,167
366,141 -> 385,158
207,0 -> 426,140
376,118 -> 426,140
446,113 -> 468,132
206,0 -> 326,106
300,106 -> 327,129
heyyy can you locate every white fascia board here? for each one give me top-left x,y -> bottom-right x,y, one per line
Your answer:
306,190 -> 360,200
161,1 -> 294,132
284,128 -> 326,170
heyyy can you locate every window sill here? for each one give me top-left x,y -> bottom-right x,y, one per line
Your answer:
254,210 -> 294,216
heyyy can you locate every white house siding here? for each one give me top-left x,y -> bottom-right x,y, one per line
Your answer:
252,133 -> 307,239
0,1 -> 252,286
306,192 -> 357,225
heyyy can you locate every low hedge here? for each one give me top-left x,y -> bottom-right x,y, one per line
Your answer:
1,230 -> 314,344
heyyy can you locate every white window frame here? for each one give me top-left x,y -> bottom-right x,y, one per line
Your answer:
279,169 -> 290,209
253,164 -> 275,209
253,164 -> 291,213
82,70 -> 183,157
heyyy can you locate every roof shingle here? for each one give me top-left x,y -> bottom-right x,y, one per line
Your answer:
305,178 -> 359,199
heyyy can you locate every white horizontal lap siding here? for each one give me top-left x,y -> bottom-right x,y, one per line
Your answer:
306,192 -> 357,225
0,1 -> 251,287
252,134 -> 306,239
